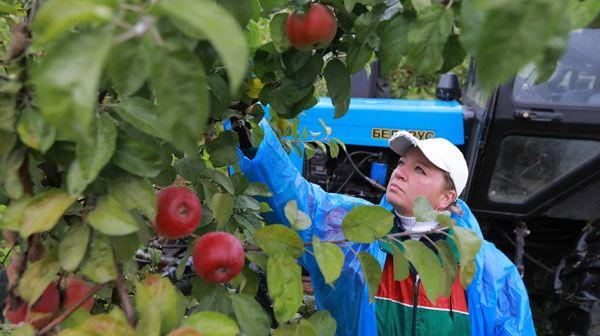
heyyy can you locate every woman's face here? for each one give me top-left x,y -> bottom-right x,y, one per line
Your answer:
386,147 -> 454,216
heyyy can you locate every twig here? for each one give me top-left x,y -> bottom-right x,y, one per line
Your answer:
343,242 -> 358,256
18,152 -> 33,195
135,250 -> 177,265
116,264 -> 136,326
114,16 -> 157,44
1,246 -> 13,264
26,0 -> 40,24
120,3 -> 145,12
38,283 -> 105,335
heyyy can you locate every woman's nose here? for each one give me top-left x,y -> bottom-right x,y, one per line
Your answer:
393,165 -> 408,181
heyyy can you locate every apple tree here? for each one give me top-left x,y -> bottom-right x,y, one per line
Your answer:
0,0 -> 599,335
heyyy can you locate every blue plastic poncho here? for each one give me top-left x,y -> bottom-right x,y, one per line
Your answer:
237,119 -> 536,336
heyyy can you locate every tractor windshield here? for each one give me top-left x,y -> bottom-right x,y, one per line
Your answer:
512,28 -> 600,107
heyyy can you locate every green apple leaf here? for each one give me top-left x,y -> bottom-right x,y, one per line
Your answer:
21,189 -> 75,238
267,254 -> 303,323
155,0 -> 248,92
324,59 -> 351,119
460,0 -> 569,90
452,226 -> 482,288
16,107 -> 56,153
254,224 -> 304,258
342,206 -> 394,243
406,4 -> 453,74
346,42 -> 373,74
182,311 -> 240,336
402,239 -> 444,303
109,233 -> 142,263
111,98 -> 167,141
80,232 -> 117,283
390,242 -> 410,282
270,12 -> 291,52
379,14 -> 410,77
88,195 -> 139,236
59,219 -> 91,271
151,47 -> 209,154
17,251 -> 59,304
211,193 -> 234,229
32,30 -> 111,139
3,147 -> 25,199
357,251 -> 382,303
413,196 -> 437,222
30,0 -> 114,45
191,278 -> 234,315
206,131 -> 239,168
412,0 -> 432,13
308,310 -> 337,336
284,200 -> 312,231
59,308 -> 135,336
11,325 -> 36,336
436,239 -> 458,298
136,275 -> 186,335
272,319 -> 316,336
244,182 -> 273,197
107,35 -> 153,97
112,134 -> 165,178
294,54 -> 324,88
67,114 -> 117,195
0,1 -> 18,15
230,293 -> 271,336
108,176 -> 157,220
0,196 -> 31,231
312,237 -> 344,286
200,169 -> 235,195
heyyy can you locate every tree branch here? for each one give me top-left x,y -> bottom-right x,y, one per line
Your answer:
116,264 -> 136,327
114,16 -> 157,45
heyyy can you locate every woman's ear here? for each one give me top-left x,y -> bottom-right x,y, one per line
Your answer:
437,189 -> 457,210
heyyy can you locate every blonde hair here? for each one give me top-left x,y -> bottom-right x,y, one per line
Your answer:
443,172 -> 463,216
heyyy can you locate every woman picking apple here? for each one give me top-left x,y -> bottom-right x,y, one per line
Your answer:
235,120 -> 535,335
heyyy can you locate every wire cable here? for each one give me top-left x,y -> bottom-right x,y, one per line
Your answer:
339,148 -> 386,192
335,154 -> 379,193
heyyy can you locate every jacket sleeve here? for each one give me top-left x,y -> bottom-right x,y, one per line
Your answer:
237,118 -> 373,242
492,249 -> 536,335
237,119 -> 380,336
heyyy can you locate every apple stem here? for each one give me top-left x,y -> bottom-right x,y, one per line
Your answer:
37,283 -> 105,335
116,264 -> 137,327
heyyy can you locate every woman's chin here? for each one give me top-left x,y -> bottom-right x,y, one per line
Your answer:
386,194 -> 404,208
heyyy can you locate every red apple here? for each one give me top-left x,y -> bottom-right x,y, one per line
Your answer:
62,276 -> 94,312
4,282 -> 60,329
154,186 -> 202,239
4,302 -> 27,325
286,3 -> 337,50
192,232 -> 245,283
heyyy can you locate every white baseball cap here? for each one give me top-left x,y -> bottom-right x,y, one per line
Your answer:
388,131 -> 469,199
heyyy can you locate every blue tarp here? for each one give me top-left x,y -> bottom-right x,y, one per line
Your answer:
237,119 -> 536,335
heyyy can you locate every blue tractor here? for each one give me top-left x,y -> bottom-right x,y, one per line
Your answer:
291,28 -> 600,334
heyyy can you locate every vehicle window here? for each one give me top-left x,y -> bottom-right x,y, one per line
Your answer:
488,136 -> 600,203
512,28 -> 600,107
464,60 -> 490,108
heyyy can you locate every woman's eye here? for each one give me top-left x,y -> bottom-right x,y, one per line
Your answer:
415,166 -> 426,174
397,159 -> 404,166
